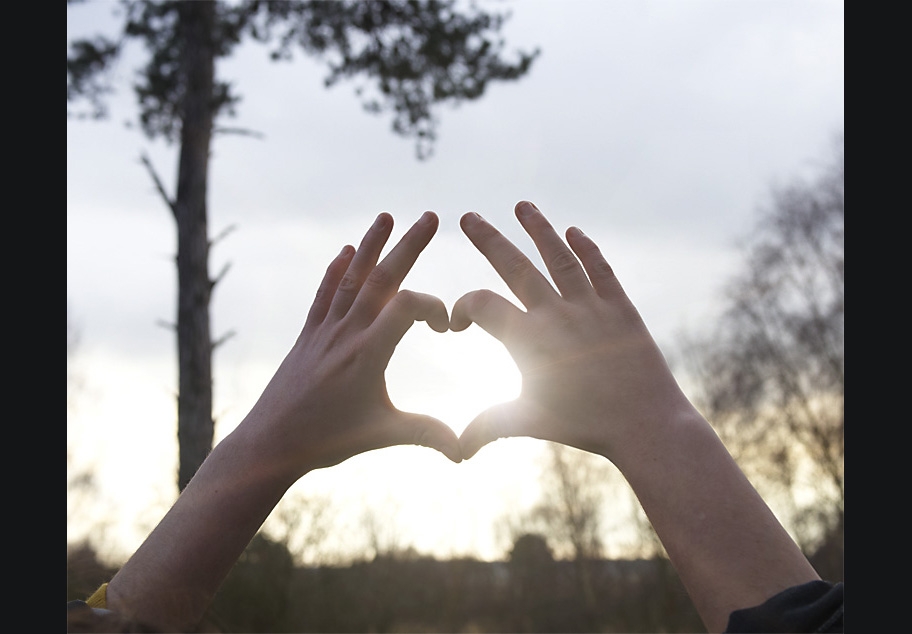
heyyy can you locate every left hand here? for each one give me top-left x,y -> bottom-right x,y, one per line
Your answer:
242,210 -> 461,480
450,202 -> 696,464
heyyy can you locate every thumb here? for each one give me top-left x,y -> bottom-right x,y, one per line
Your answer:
450,289 -> 524,341
458,400 -> 534,460
387,411 -> 463,463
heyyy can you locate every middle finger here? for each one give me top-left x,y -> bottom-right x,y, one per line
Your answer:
514,201 -> 593,300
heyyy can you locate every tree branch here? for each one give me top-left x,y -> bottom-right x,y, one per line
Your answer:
140,153 -> 177,219
210,224 -> 238,249
212,330 -> 236,351
211,261 -> 232,292
213,126 -> 266,139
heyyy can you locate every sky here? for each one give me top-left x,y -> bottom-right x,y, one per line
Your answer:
67,0 -> 844,564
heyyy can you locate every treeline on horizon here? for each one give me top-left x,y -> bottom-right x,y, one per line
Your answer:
67,525 -> 842,633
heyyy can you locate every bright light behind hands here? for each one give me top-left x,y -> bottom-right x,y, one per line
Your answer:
386,324 -> 521,438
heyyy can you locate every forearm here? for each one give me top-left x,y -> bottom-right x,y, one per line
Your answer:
101,212 -> 457,631
614,407 -> 819,633
106,417 -> 299,631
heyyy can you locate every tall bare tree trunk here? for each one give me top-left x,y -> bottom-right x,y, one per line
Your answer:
174,1 -> 216,491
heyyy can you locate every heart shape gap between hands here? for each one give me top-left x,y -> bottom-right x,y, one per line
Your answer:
385,324 -> 521,438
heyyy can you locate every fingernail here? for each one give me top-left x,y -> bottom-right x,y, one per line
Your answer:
419,211 -> 435,224
569,226 -> 585,238
517,201 -> 536,216
463,212 -> 482,224
373,213 -> 390,229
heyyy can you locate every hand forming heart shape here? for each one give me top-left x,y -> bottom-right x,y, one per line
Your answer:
245,200 -> 693,480
105,201 -> 824,634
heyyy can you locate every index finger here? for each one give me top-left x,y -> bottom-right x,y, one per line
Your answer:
347,211 -> 439,326
460,212 -> 558,309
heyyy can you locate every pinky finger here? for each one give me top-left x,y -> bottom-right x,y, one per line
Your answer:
303,245 -> 355,330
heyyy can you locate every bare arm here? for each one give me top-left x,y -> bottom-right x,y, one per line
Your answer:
106,211 -> 461,631
451,201 -> 819,633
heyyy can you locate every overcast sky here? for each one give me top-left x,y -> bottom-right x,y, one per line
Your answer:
67,0 -> 844,563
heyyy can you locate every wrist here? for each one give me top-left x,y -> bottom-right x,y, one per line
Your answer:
628,405 -> 712,465
600,395 -> 709,475
224,411 -> 313,490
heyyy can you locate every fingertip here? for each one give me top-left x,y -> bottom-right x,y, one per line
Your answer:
449,302 -> 471,332
459,401 -> 525,460
374,212 -> 393,230
448,319 -> 470,333
566,226 -> 590,254
515,200 -> 537,217
458,442 -> 479,461
428,293 -> 450,330
426,432 -> 463,464
458,415 -> 494,461
460,212 -> 483,231
426,308 -> 450,333
428,321 -> 448,334
417,211 -> 439,235
326,245 -> 355,274
412,416 -> 463,463
444,445 -> 464,464
457,432 -> 484,461
448,294 -> 473,332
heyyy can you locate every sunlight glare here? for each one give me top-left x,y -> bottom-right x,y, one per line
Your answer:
386,323 -> 521,437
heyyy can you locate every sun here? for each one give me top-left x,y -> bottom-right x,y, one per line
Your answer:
385,322 -> 521,437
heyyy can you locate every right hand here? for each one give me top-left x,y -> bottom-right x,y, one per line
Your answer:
244,210 -> 461,480
451,201 -> 699,464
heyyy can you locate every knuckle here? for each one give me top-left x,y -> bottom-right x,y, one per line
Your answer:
549,249 -> 580,275
594,257 -> 615,278
393,289 -> 418,312
503,253 -> 533,279
364,263 -> 392,290
336,273 -> 359,293
580,243 -> 614,277
313,281 -> 333,302
412,426 -> 433,448
466,289 -> 495,312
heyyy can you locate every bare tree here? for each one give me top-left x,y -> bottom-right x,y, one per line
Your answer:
264,491 -> 337,566
682,135 -> 844,561
500,443 -> 619,627
530,444 -> 610,562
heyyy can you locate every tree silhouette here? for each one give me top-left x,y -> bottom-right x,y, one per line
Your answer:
67,0 -> 539,490
683,135 -> 844,572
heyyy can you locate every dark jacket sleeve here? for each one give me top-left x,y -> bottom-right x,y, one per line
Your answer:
725,580 -> 843,633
